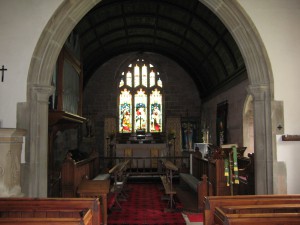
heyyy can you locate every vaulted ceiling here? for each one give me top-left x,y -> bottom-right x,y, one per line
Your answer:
74,0 -> 246,99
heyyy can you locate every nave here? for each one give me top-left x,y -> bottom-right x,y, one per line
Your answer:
107,177 -> 203,225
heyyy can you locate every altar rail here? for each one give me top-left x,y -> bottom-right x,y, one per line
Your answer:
101,156 -> 190,176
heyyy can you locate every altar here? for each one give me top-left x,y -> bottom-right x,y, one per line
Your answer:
115,143 -> 168,168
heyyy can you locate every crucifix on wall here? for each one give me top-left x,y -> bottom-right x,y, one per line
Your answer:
1,65 -> 8,82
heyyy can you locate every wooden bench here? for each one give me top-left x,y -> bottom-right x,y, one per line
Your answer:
204,195 -> 300,225
160,175 -> 177,196
0,198 -> 100,225
214,203 -> 300,224
77,179 -> 110,225
61,150 -> 99,197
237,153 -> 255,195
109,160 -> 131,202
190,153 -> 231,196
217,203 -> 300,214
179,173 -> 212,211
108,160 -> 130,185
214,206 -> 300,225
179,173 -> 200,192
93,173 -> 110,180
0,209 -> 93,225
160,160 -> 178,211
78,159 -> 130,218
191,147 -> 255,197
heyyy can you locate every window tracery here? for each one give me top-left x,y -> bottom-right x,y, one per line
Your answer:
119,59 -> 163,133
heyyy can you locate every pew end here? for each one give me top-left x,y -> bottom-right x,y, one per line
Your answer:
204,194 -> 300,225
0,198 -> 100,225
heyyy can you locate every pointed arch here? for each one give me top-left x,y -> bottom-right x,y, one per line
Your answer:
22,0 -> 275,196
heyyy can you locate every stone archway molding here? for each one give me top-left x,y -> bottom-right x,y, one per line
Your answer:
22,0 -> 275,196
202,0 -> 275,194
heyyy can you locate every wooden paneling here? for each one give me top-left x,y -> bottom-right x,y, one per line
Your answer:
61,153 -> 99,197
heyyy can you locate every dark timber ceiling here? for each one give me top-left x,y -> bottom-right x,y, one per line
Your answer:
74,0 -> 246,99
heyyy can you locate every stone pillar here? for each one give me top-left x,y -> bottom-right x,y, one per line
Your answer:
248,84 -> 274,194
26,85 -> 53,197
0,128 -> 26,197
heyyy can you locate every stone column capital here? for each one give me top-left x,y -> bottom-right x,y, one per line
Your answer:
29,84 -> 55,103
247,84 -> 272,101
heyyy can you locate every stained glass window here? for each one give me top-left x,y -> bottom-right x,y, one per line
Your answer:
150,89 -> 162,132
135,89 -> 147,130
118,58 -> 163,133
134,64 -> 140,87
126,71 -> 132,87
142,64 -> 147,87
149,70 -> 155,87
119,89 -> 132,133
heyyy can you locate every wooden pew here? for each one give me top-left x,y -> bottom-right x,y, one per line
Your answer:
108,159 -> 130,185
0,198 -> 100,225
179,173 -> 213,211
204,195 -> 300,225
0,209 -> 93,225
61,150 -> 99,197
77,160 -> 131,224
214,203 -> 300,224
214,206 -> 300,225
192,146 -> 255,197
109,160 -> 131,202
237,153 -> 255,195
191,155 -> 231,196
216,203 -> 300,214
77,179 -> 110,225
160,160 -> 178,211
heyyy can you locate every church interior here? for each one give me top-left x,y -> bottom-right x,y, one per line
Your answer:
1,0 -> 300,224
47,0 -> 252,198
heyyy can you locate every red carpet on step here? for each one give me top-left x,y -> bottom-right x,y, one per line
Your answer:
108,183 -> 185,225
185,212 -> 203,222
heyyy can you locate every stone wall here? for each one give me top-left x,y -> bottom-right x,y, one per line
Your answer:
201,78 -> 249,147
83,52 -> 249,158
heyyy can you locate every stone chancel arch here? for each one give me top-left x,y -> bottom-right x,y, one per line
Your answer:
22,0 -> 277,197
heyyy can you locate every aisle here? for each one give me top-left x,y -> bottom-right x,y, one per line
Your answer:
108,183 -> 185,225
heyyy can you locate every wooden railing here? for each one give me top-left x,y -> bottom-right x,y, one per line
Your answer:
101,156 -> 190,176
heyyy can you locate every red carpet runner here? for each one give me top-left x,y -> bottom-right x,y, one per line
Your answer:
185,212 -> 203,222
108,183 -> 185,225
